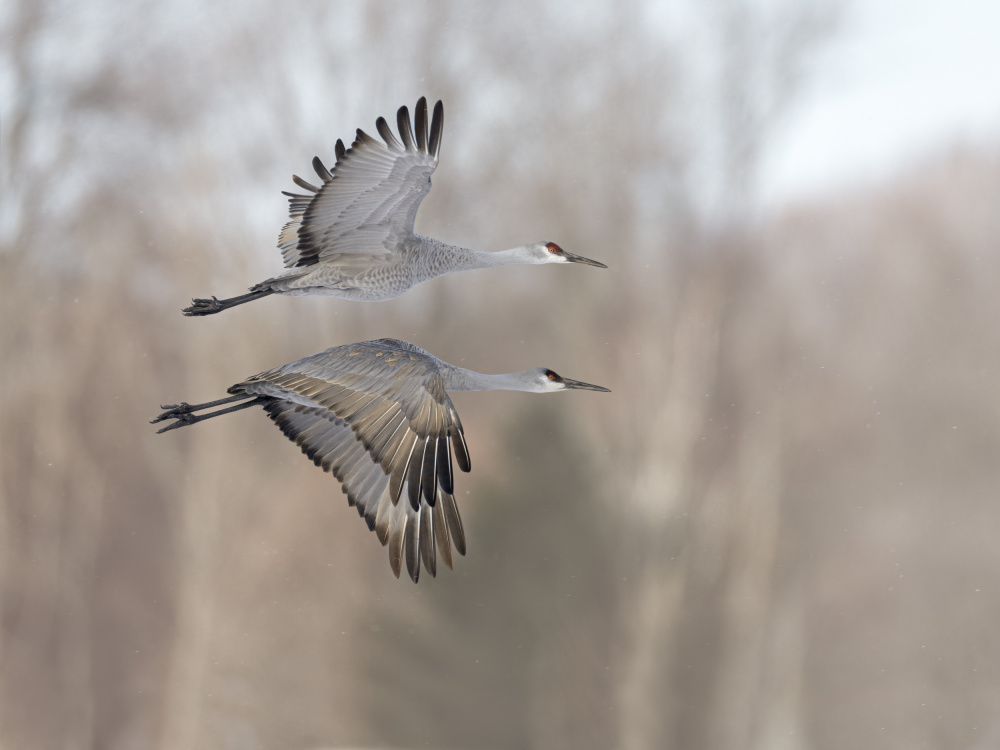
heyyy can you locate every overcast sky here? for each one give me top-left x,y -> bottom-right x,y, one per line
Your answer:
760,0 -> 1000,206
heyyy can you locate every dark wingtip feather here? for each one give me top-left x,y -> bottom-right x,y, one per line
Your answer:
376,116 -> 402,149
404,519 -> 420,583
335,139 -> 346,160
375,502 -> 391,546
428,100 -> 444,159
437,437 -> 454,495
312,156 -> 333,182
452,428 -> 471,473
356,128 -> 380,147
396,105 -> 415,151
390,433 -> 418,507
292,174 -> 320,192
407,441 -> 424,512
433,500 -> 453,570
389,515 -> 405,578
419,504 -> 436,577
442,493 -> 466,556
414,97 -> 428,153
421,439 -> 437,506
362,503 -> 377,531
389,467 -> 405,507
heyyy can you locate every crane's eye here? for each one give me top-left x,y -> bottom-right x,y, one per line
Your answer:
545,242 -> 562,254
545,369 -> 560,382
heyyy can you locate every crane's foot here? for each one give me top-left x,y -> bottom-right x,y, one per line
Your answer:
182,288 -> 273,316
152,402 -> 194,418
182,297 -> 223,316
150,402 -> 198,428
151,394 -> 265,434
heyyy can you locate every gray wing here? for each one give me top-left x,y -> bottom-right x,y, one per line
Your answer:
237,342 -> 469,582
278,98 -> 444,269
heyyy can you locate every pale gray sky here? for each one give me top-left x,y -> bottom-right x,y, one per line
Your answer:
760,0 -> 1000,205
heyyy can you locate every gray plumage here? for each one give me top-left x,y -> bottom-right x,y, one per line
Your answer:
151,338 -> 610,582
183,98 -> 606,316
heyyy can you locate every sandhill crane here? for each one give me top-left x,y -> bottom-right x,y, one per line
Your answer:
182,97 -> 606,316
152,338 -> 610,581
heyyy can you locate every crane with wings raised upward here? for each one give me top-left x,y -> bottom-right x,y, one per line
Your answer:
183,98 -> 605,316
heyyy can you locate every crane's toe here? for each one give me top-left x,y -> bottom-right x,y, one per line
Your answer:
182,296 -> 223,316
150,402 -> 194,423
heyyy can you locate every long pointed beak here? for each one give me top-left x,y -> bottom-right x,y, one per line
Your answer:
562,378 -> 611,392
563,250 -> 607,268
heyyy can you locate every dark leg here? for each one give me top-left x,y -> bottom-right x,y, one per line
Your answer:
182,288 -> 274,316
151,395 -> 269,433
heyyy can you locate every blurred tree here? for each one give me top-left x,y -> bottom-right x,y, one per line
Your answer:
8,2 -> 1000,750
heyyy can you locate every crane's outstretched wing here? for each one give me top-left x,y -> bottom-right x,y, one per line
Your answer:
235,339 -> 469,582
278,98 -> 444,269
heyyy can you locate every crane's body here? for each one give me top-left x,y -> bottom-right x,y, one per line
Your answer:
263,235 -> 563,302
183,98 -> 605,315
152,339 -> 610,582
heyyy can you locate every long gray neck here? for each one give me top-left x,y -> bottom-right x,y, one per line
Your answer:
413,235 -> 531,278
443,366 -> 535,392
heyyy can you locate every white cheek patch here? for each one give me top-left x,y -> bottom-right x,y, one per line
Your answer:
543,242 -> 565,263
541,374 -> 564,390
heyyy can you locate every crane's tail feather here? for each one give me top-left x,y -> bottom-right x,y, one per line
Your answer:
182,288 -> 274,316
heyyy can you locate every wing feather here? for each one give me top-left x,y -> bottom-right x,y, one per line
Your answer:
312,156 -> 333,182
406,435 -> 426,511
278,100 -> 443,268
433,499 -> 453,570
374,484 -> 394,545
437,436 -> 453,494
396,105 -> 416,151
376,116 -> 403,150
420,419 -> 438,505
292,175 -> 320,193
391,429 -> 420,506
414,96 -> 428,153
428,100 -> 444,159
388,500 -> 407,578
243,339 -> 469,582
419,503 -> 436,577
441,491 -> 466,556
403,502 -> 420,582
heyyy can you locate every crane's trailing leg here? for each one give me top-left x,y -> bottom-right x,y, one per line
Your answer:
182,288 -> 274,316
151,395 -> 267,433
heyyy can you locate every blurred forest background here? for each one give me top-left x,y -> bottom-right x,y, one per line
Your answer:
3,1 -> 1000,749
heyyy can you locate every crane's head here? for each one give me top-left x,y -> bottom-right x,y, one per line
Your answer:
526,242 -> 607,268
524,367 -> 611,393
